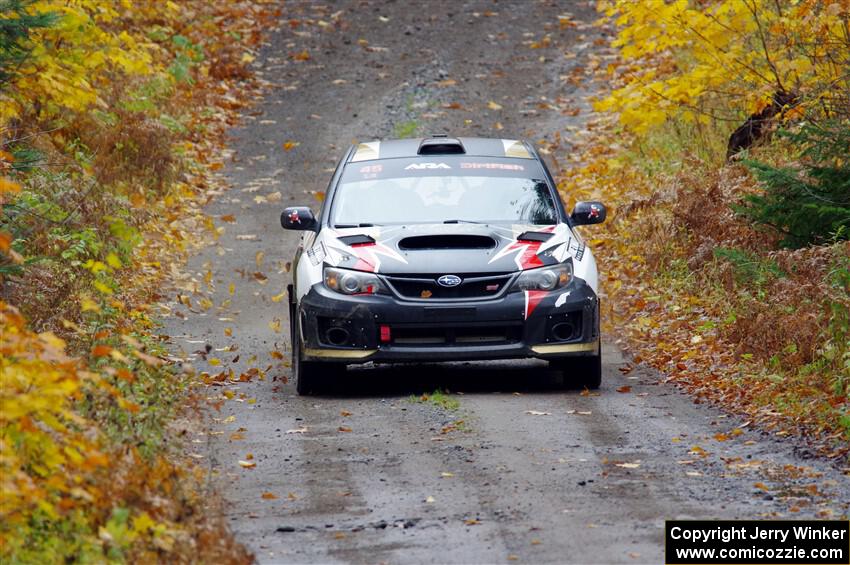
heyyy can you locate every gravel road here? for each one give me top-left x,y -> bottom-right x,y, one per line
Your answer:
163,1 -> 850,563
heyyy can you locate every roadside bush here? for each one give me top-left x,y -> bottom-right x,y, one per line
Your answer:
1,0 -> 274,560
737,120 -> 850,248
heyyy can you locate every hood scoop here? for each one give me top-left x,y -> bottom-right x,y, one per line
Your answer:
516,230 -> 554,242
398,234 -> 497,250
338,234 -> 376,246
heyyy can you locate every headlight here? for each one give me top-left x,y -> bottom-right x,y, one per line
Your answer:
324,266 -> 387,295
511,262 -> 572,292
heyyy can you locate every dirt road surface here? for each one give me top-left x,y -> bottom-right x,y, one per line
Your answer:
163,2 -> 850,563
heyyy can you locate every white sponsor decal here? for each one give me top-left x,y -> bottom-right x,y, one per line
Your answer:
404,162 -> 452,170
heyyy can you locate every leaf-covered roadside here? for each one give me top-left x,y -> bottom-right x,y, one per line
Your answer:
559,1 -> 849,462
0,1 -> 277,561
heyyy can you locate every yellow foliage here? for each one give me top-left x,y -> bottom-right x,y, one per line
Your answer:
1,1 -> 156,121
597,0 -> 850,132
0,302 -> 106,543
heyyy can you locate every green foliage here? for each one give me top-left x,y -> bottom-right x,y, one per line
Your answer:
737,121 -> 850,248
713,247 -> 784,289
393,120 -> 419,138
409,389 -> 460,411
0,0 -> 57,86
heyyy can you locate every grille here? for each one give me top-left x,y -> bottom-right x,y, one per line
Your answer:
383,272 -> 514,300
391,323 -> 523,346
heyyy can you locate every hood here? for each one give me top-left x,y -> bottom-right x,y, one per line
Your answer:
317,223 -> 577,275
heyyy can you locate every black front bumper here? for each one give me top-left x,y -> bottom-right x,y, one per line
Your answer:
297,280 -> 599,364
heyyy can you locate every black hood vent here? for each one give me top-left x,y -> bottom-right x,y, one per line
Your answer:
338,234 -> 375,246
398,234 -> 496,250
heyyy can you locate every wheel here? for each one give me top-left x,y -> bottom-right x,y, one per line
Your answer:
290,308 -> 344,395
553,342 -> 602,390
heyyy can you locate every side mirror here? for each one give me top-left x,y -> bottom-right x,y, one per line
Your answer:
280,206 -> 317,231
570,201 -> 607,226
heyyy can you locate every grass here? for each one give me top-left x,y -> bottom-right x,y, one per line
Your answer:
409,389 -> 460,411
393,119 -> 419,138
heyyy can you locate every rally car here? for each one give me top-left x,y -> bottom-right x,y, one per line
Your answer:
281,136 -> 606,394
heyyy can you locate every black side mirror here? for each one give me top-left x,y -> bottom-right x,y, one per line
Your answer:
280,206 -> 317,231
570,201 -> 607,225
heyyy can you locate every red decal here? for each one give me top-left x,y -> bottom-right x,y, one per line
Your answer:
460,162 -> 525,171
516,240 -> 544,269
589,204 -> 600,219
353,257 -> 375,272
524,290 -> 547,319
288,209 -> 301,224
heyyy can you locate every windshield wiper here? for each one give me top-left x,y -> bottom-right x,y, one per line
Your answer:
443,219 -> 484,224
334,223 -> 379,228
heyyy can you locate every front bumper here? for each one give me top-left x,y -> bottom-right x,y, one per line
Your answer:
298,280 -> 599,364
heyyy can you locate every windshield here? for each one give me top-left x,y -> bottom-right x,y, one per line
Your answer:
331,176 -> 558,226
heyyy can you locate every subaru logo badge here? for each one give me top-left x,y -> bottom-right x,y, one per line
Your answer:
437,274 -> 462,287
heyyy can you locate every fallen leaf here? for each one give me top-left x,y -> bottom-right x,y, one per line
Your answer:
338,426 -> 352,433
286,427 -> 308,434
261,492 -> 278,499
487,100 -> 503,110
340,410 -> 352,417
754,482 -> 770,491
283,141 -> 300,151
525,410 -> 550,416
238,460 -> 256,468
616,385 -> 632,393
615,462 -> 641,469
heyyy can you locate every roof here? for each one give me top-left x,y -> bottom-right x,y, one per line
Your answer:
348,137 -> 534,163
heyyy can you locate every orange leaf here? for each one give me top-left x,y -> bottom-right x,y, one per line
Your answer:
261,492 -> 278,499
92,345 -> 112,357
0,177 -> 21,194
616,385 -> 632,393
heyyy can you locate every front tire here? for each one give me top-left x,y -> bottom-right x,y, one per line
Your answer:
553,342 -> 602,390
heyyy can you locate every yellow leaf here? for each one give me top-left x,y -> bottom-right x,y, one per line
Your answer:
105,252 -> 122,269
